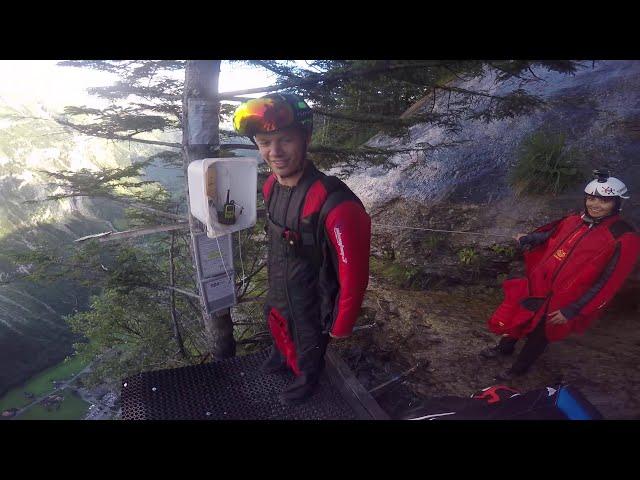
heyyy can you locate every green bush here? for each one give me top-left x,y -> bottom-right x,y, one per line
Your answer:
421,234 -> 447,254
458,247 -> 478,265
370,256 -> 421,289
490,244 -> 515,258
510,131 -> 586,195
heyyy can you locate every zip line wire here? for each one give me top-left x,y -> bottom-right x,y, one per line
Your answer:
370,222 -> 513,238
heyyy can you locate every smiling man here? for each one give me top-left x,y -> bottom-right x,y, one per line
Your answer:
482,170 -> 640,381
233,93 -> 371,405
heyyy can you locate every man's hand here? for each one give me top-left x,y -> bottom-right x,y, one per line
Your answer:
547,310 -> 568,325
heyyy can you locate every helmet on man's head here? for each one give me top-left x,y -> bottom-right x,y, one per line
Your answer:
584,169 -> 630,199
233,93 -> 313,138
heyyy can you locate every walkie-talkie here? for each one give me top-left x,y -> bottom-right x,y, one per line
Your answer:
217,189 -> 236,225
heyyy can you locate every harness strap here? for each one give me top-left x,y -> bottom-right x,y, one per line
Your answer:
265,165 -> 359,267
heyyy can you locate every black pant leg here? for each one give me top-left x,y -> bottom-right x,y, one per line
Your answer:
510,319 -> 549,374
498,335 -> 518,354
296,333 -> 330,381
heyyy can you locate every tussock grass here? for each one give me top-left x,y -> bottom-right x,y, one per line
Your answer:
510,131 -> 586,195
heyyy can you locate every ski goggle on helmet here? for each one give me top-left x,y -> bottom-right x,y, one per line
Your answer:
584,169 -> 630,199
233,93 -> 313,138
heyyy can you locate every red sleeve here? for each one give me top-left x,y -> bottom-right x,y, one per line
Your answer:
324,201 -> 371,337
532,216 -> 568,234
573,232 -> 640,319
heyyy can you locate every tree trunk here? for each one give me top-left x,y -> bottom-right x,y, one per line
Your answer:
182,60 -> 236,360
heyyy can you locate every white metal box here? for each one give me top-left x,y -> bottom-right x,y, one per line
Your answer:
188,157 -> 258,238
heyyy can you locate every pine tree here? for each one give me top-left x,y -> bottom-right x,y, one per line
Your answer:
235,60 -> 582,170
6,61 -> 269,384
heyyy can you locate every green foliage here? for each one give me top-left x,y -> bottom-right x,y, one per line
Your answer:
35,160 -> 171,209
233,224 -> 268,301
16,388 -> 90,420
421,234 -> 447,254
246,60 -> 582,170
6,225 -> 210,386
58,61 -> 184,139
148,150 -> 183,168
510,131 -> 586,196
219,103 -> 237,124
105,247 -> 163,292
66,287 -> 198,385
298,60 -> 460,168
381,244 -> 395,261
469,89 -> 545,123
0,355 -> 88,412
7,238 -> 114,289
490,244 -> 515,258
12,61 -> 271,389
458,247 -> 478,265
370,256 -> 421,289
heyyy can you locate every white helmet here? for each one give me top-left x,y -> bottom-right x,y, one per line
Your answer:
584,170 -> 630,199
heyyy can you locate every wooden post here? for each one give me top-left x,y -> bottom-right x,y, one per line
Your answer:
182,60 -> 236,359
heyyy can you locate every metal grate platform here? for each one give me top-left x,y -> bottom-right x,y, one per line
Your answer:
121,348 -> 388,420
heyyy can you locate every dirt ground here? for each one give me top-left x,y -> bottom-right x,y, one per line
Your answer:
332,277 -> 640,420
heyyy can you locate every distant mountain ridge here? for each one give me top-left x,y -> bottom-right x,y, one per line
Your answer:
0,100 -> 169,394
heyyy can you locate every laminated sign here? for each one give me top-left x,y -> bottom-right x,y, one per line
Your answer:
194,233 -> 233,279
202,273 -> 236,314
193,232 -> 236,313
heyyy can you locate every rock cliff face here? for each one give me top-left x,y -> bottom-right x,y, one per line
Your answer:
345,60 -> 640,217
339,60 -> 640,298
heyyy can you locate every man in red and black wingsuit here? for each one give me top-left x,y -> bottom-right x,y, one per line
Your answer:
233,93 -> 371,404
482,171 -> 640,381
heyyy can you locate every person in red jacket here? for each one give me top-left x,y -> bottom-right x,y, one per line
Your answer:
233,93 -> 371,404
481,170 -> 640,381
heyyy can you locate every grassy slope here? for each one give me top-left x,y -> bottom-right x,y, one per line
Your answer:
18,388 -> 90,420
0,355 -> 88,412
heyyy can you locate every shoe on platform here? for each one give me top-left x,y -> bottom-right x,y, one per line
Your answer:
278,374 -> 319,406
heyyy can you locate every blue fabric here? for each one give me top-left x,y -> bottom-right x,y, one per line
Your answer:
556,387 -> 592,420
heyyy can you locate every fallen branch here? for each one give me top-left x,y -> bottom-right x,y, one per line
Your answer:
74,231 -> 114,242
75,222 -> 189,243
368,363 -> 421,397
165,286 -> 201,300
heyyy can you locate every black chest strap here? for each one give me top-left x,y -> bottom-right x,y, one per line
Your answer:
265,165 -> 322,257
265,166 -> 360,267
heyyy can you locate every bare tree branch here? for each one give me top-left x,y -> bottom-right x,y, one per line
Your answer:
75,223 -> 189,243
216,61 -> 451,99
220,143 -> 257,150
165,285 -> 201,300
55,117 -> 182,149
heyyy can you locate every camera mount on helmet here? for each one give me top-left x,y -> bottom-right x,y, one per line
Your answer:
592,168 -> 611,183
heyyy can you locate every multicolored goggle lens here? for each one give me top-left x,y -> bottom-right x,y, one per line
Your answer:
233,97 -> 295,136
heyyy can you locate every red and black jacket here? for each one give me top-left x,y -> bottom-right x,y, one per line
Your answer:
262,163 -> 371,375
